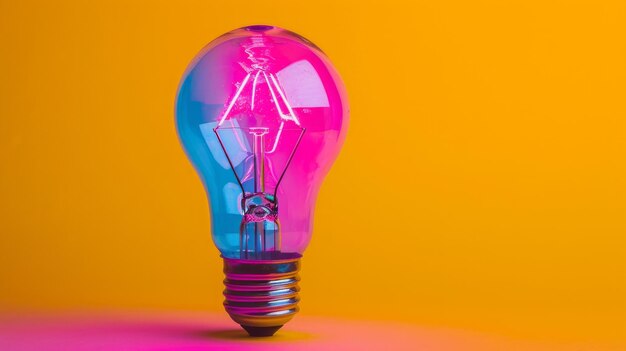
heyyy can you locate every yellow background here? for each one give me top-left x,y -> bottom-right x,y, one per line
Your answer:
1,0 -> 624,346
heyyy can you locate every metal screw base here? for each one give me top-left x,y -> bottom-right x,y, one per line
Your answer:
222,253 -> 301,337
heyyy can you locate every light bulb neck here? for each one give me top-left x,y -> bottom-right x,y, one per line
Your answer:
222,253 -> 301,337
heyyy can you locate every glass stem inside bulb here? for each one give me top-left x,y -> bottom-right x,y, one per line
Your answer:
252,128 -> 269,256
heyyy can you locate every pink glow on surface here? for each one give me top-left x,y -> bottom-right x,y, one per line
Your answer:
0,311 -> 621,351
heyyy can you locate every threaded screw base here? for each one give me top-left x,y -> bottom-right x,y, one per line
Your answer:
222,253 -> 301,337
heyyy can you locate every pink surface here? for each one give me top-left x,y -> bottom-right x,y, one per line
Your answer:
0,311 -> 622,351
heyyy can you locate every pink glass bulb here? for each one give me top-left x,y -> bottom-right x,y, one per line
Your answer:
175,25 -> 348,335
176,25 -> 348,259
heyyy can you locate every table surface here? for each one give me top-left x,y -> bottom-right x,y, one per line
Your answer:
0,310 -> 623,351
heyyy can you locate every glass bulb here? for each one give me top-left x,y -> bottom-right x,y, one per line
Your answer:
175,25 -> 348,336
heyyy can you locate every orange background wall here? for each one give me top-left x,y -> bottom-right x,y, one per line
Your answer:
1,0 -> 624,345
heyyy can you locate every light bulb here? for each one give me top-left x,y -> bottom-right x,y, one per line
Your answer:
175,25 -> 348,336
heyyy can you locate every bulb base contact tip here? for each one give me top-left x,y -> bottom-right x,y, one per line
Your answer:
222,253 -> 301,337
